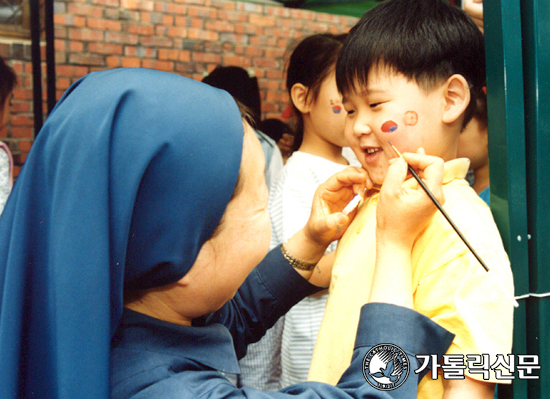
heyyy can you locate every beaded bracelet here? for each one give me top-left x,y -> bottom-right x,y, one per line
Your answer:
280,243 -> 317,271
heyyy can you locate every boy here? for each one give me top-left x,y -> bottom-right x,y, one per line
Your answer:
307,0 -> 514,398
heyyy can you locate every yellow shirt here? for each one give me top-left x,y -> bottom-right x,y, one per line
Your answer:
308,159 -> 514,398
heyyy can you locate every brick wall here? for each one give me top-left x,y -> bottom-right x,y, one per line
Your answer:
0,0 -> 359,177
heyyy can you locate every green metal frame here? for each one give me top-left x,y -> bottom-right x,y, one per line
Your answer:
485,0 -> 547,397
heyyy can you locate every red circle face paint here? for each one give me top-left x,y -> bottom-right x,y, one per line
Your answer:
403,111 -> 418,126
332,105 -> 342,114
381,120 -> 398,133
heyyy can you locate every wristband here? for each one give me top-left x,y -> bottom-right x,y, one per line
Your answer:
280,243 -> 317,271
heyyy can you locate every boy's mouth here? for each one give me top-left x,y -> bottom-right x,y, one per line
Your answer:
361,146 -> 383,164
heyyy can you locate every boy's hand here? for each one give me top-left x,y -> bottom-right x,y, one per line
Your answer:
376,149 -> 445,248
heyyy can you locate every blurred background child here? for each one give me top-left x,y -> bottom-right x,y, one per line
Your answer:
0,56 -> 16,215
238,33 -> 360,390
202,66 -> 284,191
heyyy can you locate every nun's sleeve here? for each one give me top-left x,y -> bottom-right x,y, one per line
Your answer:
194,246 -> 322,358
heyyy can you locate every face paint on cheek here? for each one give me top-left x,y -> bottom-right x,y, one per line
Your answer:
381,120 -> 398,133
403,111 -> 418,126
332,105 -> 342,114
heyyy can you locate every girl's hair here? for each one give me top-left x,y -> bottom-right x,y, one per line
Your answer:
285,33 -> 346,151
0,56 -> 16,107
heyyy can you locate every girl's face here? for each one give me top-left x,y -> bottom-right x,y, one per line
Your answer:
305,71 -> 349,148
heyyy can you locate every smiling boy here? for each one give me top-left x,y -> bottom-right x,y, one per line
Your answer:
307,0 -> 514,398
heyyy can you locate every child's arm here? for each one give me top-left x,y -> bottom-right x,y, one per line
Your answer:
307,250 -> 335,287
443,377 -> 495,399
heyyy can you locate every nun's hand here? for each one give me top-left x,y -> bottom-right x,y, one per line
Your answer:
306,166 -> 370,246
283,167 -> 369,280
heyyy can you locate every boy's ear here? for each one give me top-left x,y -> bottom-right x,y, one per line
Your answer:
290,83 -> 311,114
442,74 -> 470,124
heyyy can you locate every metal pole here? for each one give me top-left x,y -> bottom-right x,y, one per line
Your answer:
29,0 -> 43,135
44,0 -> 56,113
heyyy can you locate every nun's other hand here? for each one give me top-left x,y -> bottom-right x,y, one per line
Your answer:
305,166 -> 370,247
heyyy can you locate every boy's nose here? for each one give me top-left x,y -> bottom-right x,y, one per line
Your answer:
351,117 -> 373,137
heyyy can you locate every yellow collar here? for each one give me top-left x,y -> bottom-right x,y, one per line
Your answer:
367,158 -> 470,195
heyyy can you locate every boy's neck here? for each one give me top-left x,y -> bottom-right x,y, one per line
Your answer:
299,133 -> 348,165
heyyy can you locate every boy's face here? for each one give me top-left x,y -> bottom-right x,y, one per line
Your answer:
343,67 -> 448,186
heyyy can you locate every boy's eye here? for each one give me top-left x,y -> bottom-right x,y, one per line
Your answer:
369,102 -> 381,108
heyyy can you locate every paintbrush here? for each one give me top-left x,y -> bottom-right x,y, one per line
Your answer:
388,142 -> 519,308
342,189 -> 365,215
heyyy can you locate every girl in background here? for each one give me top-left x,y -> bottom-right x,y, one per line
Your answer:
238,33 -> 359,390
0,56 -> 16,215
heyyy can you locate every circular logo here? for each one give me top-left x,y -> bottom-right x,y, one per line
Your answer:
362,343 -> 410,390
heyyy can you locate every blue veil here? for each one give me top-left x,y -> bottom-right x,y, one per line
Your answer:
0,68 -> 244,398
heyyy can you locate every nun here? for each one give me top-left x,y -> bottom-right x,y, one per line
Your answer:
0,68 -> 452,399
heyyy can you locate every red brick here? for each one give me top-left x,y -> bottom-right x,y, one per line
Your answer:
10,101 -> 30,113
205,20 -> 234,32
68,28 -> 104,42
89,43 -> 123,55
105,32 -> 139,45
106,56 -> 122,68
178,51 -> 191,62
127,23 -> 155,35
162,15 -> 174,25
166,26 -> 187,38
140,36 -> 173,48
11,127 -> 34,138
188,6 -> 217,19
188,28 -> 219,41
165,3 -> 187,14
75,66 -> 90,77
69,40 -> 85,52
192,52 -> 222,64
268,5 -> 290,17
222,54 -> 252,67
18,140 -> 32,152
56,77 -> 72,90
217,10 -> 247,22
69,53 -> 105,66
67,3 -> 103,17
158,49 -> 180,61
121,57 -> 141,68
249,14 -> 276,27
141,59 -> 174,72
87,18 -> 122,31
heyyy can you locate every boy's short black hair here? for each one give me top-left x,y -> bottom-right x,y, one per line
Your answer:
336,0 -> 485,127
